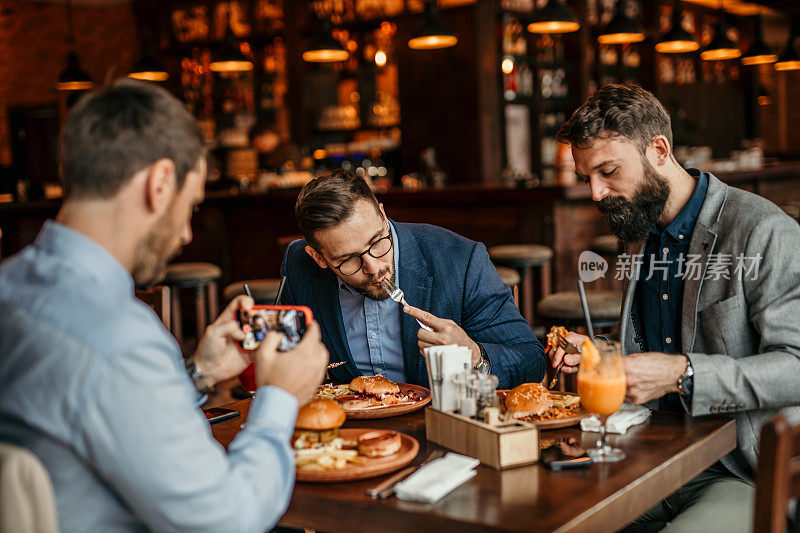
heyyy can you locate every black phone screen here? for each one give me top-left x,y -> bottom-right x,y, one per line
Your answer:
541,439 -> 591,470
203,408 -> 240,425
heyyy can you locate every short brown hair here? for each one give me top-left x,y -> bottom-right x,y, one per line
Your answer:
60,79 -> 206,199
557,84 -> 673,156
295,170 -> 381,248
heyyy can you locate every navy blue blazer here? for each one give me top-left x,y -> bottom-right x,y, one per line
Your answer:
280,222 -> 545,389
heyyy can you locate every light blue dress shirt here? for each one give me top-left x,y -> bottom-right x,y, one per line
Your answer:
338,221 -> 406,382
0,221 -> 298,533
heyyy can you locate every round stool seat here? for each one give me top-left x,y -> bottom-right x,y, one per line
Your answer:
537,290 -> 622,322
223,279 -> 282,304
489,245 -> 553,267
495,266 -> 521,287
163,262 -> 222,287
590,234 -> 620,255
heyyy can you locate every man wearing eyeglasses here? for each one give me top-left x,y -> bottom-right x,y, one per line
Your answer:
280,170 -> 545,389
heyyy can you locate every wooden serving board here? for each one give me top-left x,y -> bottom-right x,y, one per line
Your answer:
296,428 -> 419,483
342,383 -> 431,420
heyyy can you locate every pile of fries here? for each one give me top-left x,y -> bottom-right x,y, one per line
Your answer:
315,384 -> 352,400
551,393 -> 581,410
295,447 -> 366,472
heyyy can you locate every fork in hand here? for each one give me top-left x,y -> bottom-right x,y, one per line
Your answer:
380,278 -> 434,332
548,331 -> 580,390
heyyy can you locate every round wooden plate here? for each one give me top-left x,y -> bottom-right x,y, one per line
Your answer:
342,383 -> 432,420
296,428 -> 419,483
497,390 -> 590,430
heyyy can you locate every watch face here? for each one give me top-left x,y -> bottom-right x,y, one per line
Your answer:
475,360 -> 491,375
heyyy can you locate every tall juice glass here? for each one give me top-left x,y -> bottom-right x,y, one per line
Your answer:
577,340 -> 626,462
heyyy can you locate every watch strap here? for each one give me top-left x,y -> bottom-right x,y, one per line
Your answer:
185,359 -> 213,395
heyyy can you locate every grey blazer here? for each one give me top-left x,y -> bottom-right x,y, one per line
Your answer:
619,173 -> 800,481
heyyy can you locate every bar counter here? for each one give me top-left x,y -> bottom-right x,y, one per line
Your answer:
2,161 -> 800,295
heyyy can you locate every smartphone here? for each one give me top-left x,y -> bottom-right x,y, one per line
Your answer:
541,439 -> 591,470
203,408 -> 240,425
237,305 -> 313,352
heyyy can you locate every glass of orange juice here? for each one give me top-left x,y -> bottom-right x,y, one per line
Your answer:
577,339 -> 626,462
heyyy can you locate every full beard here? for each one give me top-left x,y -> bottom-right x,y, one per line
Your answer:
348,265 -> 395,301
597,160 -> 671,243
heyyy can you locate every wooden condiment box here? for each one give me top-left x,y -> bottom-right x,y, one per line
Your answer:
425,407 -> 539,470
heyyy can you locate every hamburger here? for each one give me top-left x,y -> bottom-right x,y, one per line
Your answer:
357,430 -> 402,458
504,383 -> 553,419
348,375 -> 401,398
293,397 -> 346,448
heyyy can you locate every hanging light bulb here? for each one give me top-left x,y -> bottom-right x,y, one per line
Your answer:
598,0 -> 645,46
57,0 -> 94,91
700,15 -> 741,61
303,18 -> 350,62
742,13 -> 777,65
527,0 -> 580,35
210,19 -> 254,72
374,49 -> 387,67
774,18 -> 800,72
655,2 -> 699,54
129,49 -> 169,81
408,0 -> 458,50
501,57 -> 514,74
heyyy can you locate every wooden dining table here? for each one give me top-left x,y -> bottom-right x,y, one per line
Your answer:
211,399 -> 736,533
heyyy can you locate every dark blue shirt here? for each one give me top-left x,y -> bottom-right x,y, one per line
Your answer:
636,169 -> 708,411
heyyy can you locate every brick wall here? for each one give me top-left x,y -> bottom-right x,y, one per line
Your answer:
0,1 -> 139,166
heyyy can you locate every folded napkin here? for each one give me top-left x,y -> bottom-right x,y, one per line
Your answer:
394,453 -> 479,503
580,403 -> 651,434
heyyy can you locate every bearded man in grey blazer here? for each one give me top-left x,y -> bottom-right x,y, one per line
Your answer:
549,84 -> 800,531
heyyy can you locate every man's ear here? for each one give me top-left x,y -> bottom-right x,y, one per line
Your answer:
144,159 -> 177,215
305,245 -> 329,270
650,136 -> 671,166
378,202 -> 387,220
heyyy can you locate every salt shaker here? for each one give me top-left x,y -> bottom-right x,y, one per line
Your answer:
469,373 -> 499,420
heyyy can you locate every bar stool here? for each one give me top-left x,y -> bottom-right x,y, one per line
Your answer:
489,244 -> 553,325
536,289 -> 622,332
163,262 -> 221,345
495,266 -> 521,307
590,234 -> 622,290
223,279 -> 282,305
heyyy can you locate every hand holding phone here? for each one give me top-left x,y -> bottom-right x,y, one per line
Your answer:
237,305 -> 313,352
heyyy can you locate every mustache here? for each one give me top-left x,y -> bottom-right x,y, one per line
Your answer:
597,195 -> 631,213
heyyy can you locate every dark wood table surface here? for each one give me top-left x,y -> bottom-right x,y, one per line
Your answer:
211,400 -> 736,533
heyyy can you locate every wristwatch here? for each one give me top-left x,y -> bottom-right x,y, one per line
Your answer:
474,344 -> 491,375
677,359 -> 694,397
185,359 -> 214,395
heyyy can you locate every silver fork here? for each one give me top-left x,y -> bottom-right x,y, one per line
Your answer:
366,447 -> 446,499
548,331 -> 580,390
380,278 -> 434,332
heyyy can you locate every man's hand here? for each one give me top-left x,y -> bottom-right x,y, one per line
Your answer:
190,295 -> 254,387
548,331 -> 588,375
403,305 -> 481,367
624,352 -> 688,404
256,321 -> 329,405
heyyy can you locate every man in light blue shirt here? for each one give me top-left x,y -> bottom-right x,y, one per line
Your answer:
0,80 -> 329,532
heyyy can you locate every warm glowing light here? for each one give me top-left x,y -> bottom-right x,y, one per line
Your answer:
597,32 -> 645,45
209,60 -> 254,72
408,35 -> 458,50
775,60 -> 800,72
741,54 -> 778,66
700,48 -> 742,61
758,95 -> 771,106
527,21 -> 579,34
129,71 -> 169,81
313,149 -> 327,159
655,40 -> 700,54
56,80 -> 94,91
501,58 -> 514,74
302,49 -> 349,62
374,50 -> 387,67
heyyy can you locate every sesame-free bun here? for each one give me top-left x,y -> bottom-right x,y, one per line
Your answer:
357,430 -> 402,457
295,397 -> 346,431
504,383 -> 553,418
349,375 -> 400,396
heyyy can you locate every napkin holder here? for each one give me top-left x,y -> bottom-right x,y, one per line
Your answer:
425,407 -> 539,470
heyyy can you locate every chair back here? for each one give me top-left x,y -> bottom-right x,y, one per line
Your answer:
135,285 -> 171,330
0,442 -> 59,533
754,415 -> 800,533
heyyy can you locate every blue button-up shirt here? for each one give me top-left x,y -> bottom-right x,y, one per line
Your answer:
0,221 -> 298,533
338,221 -> 406,382
637,169 -> 708,410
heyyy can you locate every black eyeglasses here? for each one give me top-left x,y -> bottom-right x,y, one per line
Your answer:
330,231 -> 393,276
